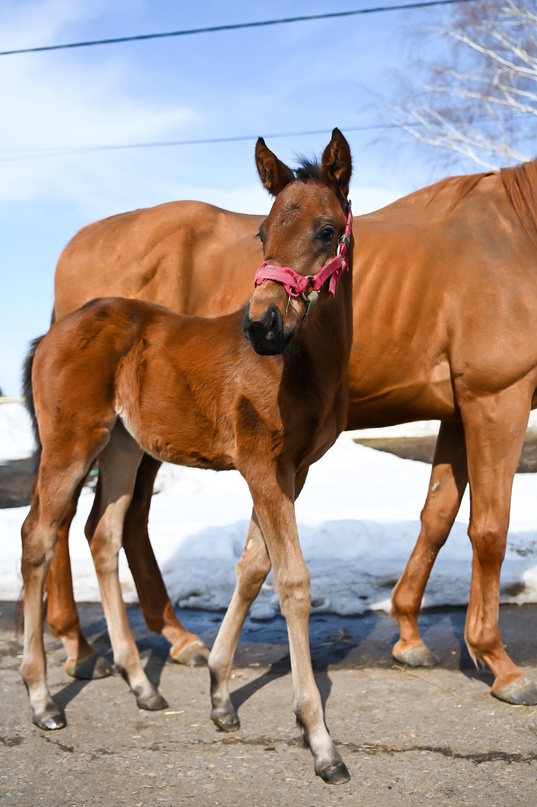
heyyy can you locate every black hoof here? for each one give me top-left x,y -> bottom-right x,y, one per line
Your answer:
213,713 -> 240,732
34,710 -> 66,731
172,640 -> 209,668
492,677 -> 537,706
318,761 -> 351,785
136,692 -> 169,711
393,643 -> 439,668
65,654 -> 114,680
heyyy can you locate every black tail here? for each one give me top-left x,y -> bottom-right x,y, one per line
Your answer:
22,335 -> 45,473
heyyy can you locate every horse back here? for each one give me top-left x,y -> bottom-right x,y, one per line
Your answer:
346,168 -> 537,427
54,201 -> 264,321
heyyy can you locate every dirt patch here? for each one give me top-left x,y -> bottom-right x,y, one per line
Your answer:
354,431 -> 537,473
0,456 -> 36,509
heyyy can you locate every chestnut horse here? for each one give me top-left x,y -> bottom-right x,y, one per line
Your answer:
49,150 -> 537,706
21,130 -> 353,784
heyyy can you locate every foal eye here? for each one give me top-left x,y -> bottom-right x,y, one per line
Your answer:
319,227 -> 335,242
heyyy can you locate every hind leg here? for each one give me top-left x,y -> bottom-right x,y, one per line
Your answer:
46,479 -> 113,680
21,454 -> 103,729
392,421 -> 468,666
122,454 -> 208,667
86,424 -> 167,711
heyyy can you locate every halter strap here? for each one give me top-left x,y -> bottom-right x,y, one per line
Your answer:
254,202 -> 353,299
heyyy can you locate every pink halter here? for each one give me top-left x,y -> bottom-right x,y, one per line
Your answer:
254,203 -> 353,304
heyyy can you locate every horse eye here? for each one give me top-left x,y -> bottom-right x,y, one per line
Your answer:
319,227 -> 335,242
257,230 -> 265,244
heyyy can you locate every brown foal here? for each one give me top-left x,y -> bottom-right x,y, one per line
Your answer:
21,130 -> 354,784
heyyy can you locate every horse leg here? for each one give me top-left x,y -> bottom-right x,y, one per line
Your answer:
86,426 -> 168,711
46,479 -> 113,680
391,421 -> 468,666
21,457 -> 99,730
247,473 -> 349,784
210,472 -> 309,731
461,387 -> 537,705
209,510 -> 272,731
122,454 -> 208,666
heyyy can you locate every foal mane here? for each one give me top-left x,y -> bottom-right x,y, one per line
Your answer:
294,156 -> 322,182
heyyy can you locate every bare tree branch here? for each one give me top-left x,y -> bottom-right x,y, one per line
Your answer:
389,0 -> 537,168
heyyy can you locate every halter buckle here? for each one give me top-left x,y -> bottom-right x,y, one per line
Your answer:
301,289 -> 319,319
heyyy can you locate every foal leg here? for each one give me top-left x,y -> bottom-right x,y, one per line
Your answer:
248,475 -> 349,784
210,473 -> 308,731
461,388 -> 537,705
392,421 -> 468,666
46,480 -> 113,680
209,511 -> 272,731
122,454 -> 208,666
21,459 -> 99,729
86,426 -> 168,711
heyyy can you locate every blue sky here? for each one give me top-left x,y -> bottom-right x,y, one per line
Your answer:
1,0 -> 468,396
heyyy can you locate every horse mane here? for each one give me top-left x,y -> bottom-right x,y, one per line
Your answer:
294,156 -> 321,182
434,159 -> 537,249
499,160 -> 537,249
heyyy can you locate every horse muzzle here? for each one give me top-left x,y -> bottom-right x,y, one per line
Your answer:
242,303 -> 294,356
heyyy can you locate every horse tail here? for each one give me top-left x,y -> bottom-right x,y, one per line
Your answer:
22,335 -> 45,472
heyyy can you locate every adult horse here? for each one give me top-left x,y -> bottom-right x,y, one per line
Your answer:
49,149 -> 537,706
21,130 -> 353,784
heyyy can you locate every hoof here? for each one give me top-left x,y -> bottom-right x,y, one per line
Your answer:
213,712 -> 240,732
34,709 -> 66,731
171,640 -> 209,668
492,677 -> 537,706
318,761 -> 351,785
65,654 -> 114,680
393,643 -> 439,668
136,692 -> 169,711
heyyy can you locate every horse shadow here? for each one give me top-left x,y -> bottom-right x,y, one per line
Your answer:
50,605 -> 171,713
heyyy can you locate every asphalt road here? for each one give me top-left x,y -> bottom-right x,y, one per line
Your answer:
1,602 -> 537,807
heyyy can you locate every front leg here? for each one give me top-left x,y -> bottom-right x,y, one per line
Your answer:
249,474 -> 350,784
392,421 -> 468,667
209,510 -> 271,731
460,386 -> 537,705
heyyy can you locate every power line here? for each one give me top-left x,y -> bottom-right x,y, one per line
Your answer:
0,0 -> 476,57
0,124 -> 403,163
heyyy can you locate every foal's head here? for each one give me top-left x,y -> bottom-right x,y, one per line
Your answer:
243,128 -> 352,356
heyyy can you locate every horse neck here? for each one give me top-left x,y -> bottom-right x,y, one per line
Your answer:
295,265 -> 353,380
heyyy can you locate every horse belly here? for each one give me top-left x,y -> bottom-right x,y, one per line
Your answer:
346,359 -> 457,429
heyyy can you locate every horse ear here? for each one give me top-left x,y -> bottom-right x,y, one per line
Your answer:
255,137 -> 295,196
320,128 -> 352,200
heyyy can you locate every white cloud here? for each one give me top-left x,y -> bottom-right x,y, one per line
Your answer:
0,1 -> 199,204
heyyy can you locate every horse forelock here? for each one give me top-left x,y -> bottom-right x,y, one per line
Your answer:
293,157 -> 321,182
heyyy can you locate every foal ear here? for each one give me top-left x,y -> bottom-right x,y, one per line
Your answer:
320,128 -> 352,200
255,137 -> 295,196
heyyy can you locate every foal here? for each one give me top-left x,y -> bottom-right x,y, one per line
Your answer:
21,129 -> 353,784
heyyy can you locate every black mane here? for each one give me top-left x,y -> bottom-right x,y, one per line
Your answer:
294,156 -> 321,182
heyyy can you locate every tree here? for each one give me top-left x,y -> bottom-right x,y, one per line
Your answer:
392,0 -> 537,169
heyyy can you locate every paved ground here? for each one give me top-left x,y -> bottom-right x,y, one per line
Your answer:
1,602 -> 537,807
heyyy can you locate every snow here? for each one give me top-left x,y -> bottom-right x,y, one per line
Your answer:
2,401 -> 537,618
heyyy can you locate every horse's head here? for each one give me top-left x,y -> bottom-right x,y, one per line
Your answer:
243,128 -> 352,356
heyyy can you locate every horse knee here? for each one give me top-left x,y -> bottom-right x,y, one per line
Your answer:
277,570 -> 311,618
468,522 -> 507,566
418,505 -> 454,551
